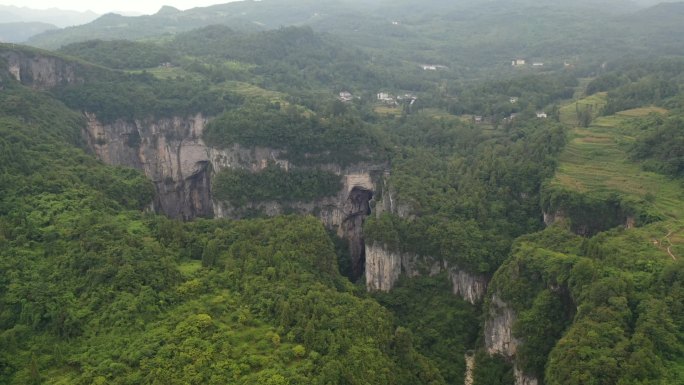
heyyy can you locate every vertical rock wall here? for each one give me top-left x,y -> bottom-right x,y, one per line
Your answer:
84,113 -> 215,219
484,295 -> 539,385
364,242 -> 489,304
0,49 -> 83,89
82,112 -> 384,271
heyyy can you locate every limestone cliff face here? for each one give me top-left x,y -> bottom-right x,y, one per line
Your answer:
450,269 -> 489,305
84,111 -> 384,254
484,295 -> 519,357
84,113 -> 215,220
212,162 -> 381,279
364,242 -> 488,304
484,295 -> 539,385
544,208 -> 637,233
0,49 -> 83,89
542,210 -> 566,227
372,174 -> 413,219
365,243 -> 403,292
514,367 -> 539,385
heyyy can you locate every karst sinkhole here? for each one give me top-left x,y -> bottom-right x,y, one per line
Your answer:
342,187 -> 374,281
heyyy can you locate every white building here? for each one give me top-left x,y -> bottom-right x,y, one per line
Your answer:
339,91 -> 353,102
512,59 -> 526,66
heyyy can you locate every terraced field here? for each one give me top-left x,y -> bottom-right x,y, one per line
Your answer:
552,94 -> 683,261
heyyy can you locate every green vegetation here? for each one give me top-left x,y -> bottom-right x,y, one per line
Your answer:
630,114 -> 684,178
55,72 -> 241,123
3,4 -> 684,384
445,73 -> 577,119
493,64 -> 684,384
213,164 -> 342,206
204,101 -> 382,165
548,93 -> 684,235
59,40 -> 172,69
374,276 -> 479,385
0,71 -> 442,385
365,113 -> 566,274
489,224 -> 683,385
472,351 -> 515,385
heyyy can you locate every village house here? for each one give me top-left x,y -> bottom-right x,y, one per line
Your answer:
536,112 -> 548,119
512,59 -> 526,66
420,64 -> 448,71
338,91 -> 354,102
377,92 -> 392,101
509,97 -> 519,104
532,62 -> 544,67
397,93 -> 417,101
377,92 -> 397,105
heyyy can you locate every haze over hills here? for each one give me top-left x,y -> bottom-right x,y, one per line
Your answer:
0,5 -> 99,27
25,0 -> 684,77
0,21 -> 57,43
0,4 -> 100,43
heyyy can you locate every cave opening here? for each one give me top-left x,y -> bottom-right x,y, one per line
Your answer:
341,187 -> 374,282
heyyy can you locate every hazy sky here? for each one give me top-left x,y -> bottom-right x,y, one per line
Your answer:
0,0 -> 238,15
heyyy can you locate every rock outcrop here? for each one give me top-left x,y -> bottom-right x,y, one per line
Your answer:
84,113 -> 215,220
0,49 -> 83,89
365,243 -> 403,292
542,210 -> 566,227
464,353 -> 475,385
514,367 -> 539,385
83,113 -> 384,272
484,295 -> 539,385
484,295 -> 519,357
365,242 -> 488,304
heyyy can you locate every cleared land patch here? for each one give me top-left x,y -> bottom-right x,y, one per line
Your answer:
551,94 -> 682,260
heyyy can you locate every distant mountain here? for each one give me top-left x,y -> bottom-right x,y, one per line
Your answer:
629,0 -> 684,18
630,0 -> 673,6
618,1 -> 684,52
0,5 -> 98,28
23,0 -> 647,49
0,22 -> 57,43
23,0 -> 684,72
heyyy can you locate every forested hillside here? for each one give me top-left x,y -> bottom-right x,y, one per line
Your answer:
1,1 -> 683,384
0,56 -> 442,384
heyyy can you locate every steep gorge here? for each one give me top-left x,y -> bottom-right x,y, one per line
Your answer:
484,296 -> 540,385
364,243 -> 489,304
0,48 -> 88,89
83,111 -> 383,280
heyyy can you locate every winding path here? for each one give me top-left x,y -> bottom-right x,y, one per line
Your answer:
663,230 -> 677,261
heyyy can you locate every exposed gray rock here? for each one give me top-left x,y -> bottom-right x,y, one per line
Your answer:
484,295 -> 540,385
449,267 -> 489,304
84,113 -> 214,220
484,295 -> 519,357
365,242 -> 488,304
543,210 -> 566,227
515,366 -> 539,385
83,112 -> 385,272
0,49 -> 82,89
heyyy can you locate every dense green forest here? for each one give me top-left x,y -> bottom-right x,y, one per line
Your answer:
1,1 -> 684,384
213,164 -> 342,206
0,68 -> 443,384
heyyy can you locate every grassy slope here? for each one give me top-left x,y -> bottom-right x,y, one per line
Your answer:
555,93 -> 682,260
